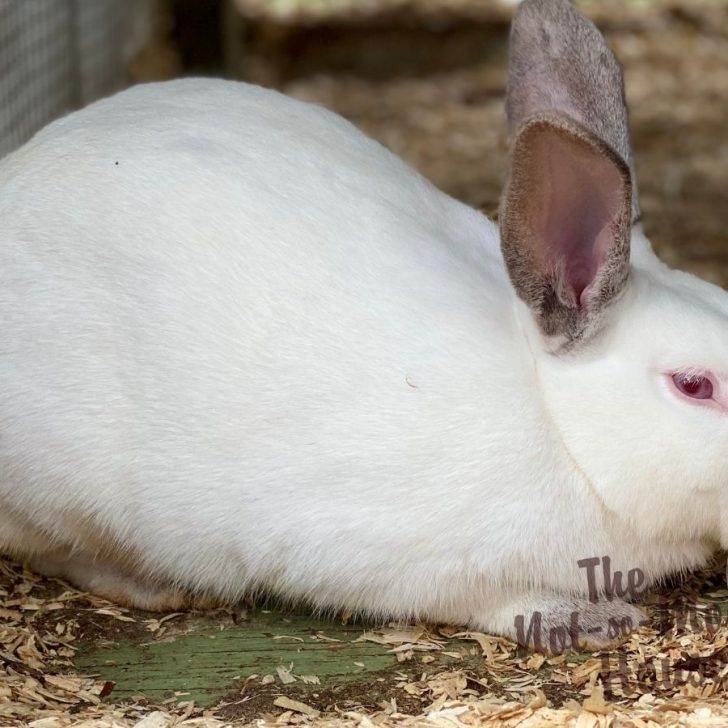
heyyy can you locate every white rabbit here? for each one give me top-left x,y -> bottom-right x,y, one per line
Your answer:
0,0 -> 724,651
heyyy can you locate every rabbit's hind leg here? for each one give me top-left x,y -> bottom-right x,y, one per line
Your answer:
28,551 -> 202,611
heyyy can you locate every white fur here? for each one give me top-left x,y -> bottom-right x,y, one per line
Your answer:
0,77 -> 724,644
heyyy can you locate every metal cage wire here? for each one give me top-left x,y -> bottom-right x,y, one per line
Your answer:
0,0 -> 152,158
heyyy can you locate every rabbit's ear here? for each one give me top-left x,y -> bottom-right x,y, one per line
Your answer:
500,0 -> 637,347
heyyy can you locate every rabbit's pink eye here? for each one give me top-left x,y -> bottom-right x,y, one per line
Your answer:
672,373 -> 714,400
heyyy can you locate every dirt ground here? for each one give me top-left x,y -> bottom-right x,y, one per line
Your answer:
3,1 -> 728,726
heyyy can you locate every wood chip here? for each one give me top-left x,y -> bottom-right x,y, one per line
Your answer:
273,696 -> 321,717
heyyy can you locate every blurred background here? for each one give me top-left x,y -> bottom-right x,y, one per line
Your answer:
1,0 -> 727,281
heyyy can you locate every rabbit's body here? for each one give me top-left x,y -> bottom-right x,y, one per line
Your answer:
0,79 -> 584,613
1,1 -> 725,650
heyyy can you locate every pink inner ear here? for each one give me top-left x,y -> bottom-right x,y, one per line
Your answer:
531,129 -> 625,307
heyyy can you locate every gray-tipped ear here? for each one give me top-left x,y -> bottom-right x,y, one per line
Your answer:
500,0 -> 637,348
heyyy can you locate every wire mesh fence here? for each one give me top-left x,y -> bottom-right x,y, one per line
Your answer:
0,0 -> 152,157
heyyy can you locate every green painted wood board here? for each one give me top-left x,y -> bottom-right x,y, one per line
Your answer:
75,610 -> 461,707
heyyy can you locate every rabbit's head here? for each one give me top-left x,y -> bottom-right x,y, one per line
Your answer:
501,0 -> 728,546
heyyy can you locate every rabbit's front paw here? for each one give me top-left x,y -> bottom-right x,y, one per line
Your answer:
566,600 -> 647,652
476,596 -> 648,654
